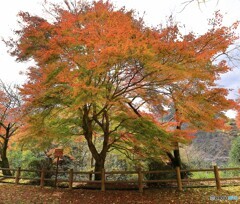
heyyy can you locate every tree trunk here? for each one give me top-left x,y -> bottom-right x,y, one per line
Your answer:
1,156 -> 12,176
1,130 -> 12,176
172,109 -> 182,168
166,143 -> 188,178
82,105 -> 110,181
173,142 -> 181,168
94,157 -> 105,180
166,142 -> 181,168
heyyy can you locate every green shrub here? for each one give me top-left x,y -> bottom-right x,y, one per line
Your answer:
229,136 -> 240,166
145,160 -> 191,187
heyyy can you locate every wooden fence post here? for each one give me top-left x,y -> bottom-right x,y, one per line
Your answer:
40,168 -> 45,188
69,169 -> 73,190
101,168 -> 105,191
138,167 -> 143,193
214,165 -> 221,190
176,167 -> 183,191
15,167 -> 21,184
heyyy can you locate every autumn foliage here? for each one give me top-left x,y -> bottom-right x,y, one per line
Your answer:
0,82 -> 21,175
6,0 -> 238,174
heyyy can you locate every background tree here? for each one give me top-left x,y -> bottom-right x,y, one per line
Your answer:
236,89 -> 240,128
146,13 -> 237,168
229,136 -> 240,166
0,81 -> 21,176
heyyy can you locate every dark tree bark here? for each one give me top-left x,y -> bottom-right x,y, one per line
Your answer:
173,150 -> 181,167
173,142 -> 181,168
82,105 -> 110,180
1,157 -> 12,176
173,124 -> 182,168
166,143 -> 181,168
165,117 -> 182,169
166,149 -> 181,168
94,157 -> 105,180
0,126 -> 12,176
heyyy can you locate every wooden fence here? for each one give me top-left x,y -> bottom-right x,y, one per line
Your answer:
0,166 -> 239,192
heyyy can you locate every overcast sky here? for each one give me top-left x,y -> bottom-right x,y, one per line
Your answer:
0,0 -> 240,117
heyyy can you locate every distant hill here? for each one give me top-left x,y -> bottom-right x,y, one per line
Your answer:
181,120 -> 239,167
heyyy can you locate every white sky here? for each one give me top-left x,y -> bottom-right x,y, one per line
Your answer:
0,0 -> 240,117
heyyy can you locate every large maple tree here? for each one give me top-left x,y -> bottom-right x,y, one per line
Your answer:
7,1 -> 238,177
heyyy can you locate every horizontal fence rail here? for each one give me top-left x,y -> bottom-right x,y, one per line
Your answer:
0,165 -> 239,192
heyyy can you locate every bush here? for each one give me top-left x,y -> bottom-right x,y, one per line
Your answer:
145,160 -> 191,187
27,157 -> 55,185
229,136 -> 240,166
227,136 -> 240,177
